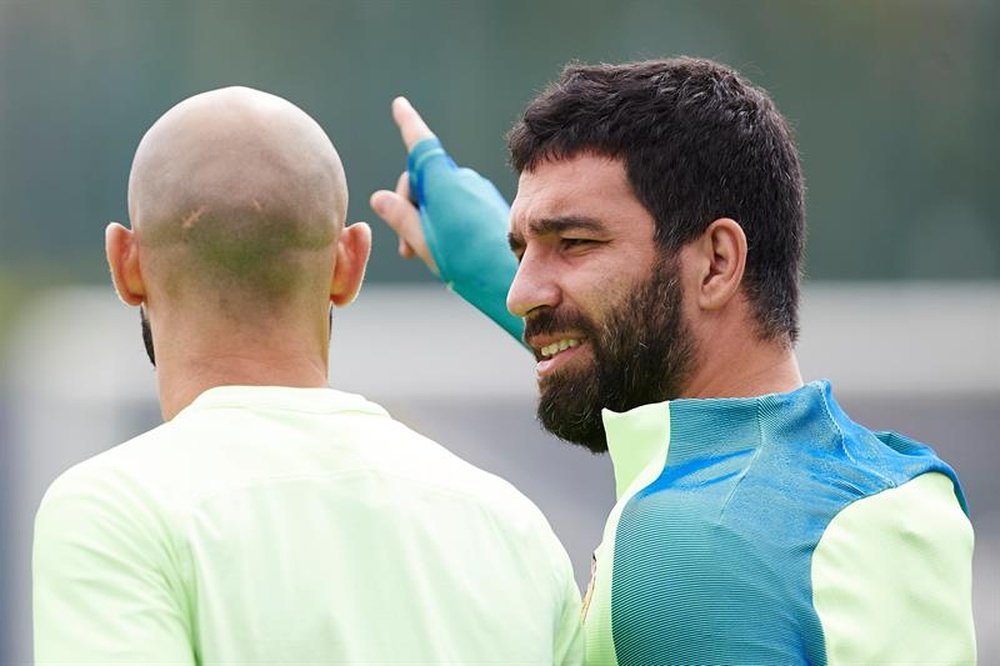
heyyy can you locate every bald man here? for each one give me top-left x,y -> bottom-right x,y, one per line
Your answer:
32,87 -> 583,665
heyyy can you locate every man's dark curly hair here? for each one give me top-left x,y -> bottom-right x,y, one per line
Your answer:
507,57 -> 805,343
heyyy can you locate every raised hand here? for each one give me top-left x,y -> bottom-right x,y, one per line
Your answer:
369,97 -> 438,273
369,96 -> 524,341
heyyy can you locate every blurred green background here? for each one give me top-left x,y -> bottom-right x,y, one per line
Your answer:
1,1 -> 998,325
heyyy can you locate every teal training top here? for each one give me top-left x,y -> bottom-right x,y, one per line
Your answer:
33,386 -> 583,665
587,383 -> 975,665
407,140 -> 977,665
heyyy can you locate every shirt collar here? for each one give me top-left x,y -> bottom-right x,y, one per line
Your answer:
602,380 -> 832,500
180,385 -> 387,417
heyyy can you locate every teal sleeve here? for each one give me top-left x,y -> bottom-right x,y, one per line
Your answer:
407,137 -> 524,343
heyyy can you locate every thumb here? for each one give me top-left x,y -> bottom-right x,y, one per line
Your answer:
369,186 -> 438,274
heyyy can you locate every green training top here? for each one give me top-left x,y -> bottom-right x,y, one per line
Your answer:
33,386 -> 583,665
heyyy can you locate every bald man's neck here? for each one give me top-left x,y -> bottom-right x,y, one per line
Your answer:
151,306 -> 333,420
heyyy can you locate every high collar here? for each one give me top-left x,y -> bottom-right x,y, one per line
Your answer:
602,380 -> 833,500
178,385 -> 387,418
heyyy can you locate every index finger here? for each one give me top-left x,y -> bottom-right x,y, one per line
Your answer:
392,96 -> 435,151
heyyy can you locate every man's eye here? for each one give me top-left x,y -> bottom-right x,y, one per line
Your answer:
561,238 -> 596,250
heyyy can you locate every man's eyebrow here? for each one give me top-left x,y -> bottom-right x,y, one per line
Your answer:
508,216 -> 607,252
530,216 -> 607,236
508,230 -> 525,254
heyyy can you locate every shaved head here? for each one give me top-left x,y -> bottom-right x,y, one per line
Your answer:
128,86 -> 348,309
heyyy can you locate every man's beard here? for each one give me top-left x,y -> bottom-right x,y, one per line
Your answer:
528,254 -> 695,454
140,307 -> 155,367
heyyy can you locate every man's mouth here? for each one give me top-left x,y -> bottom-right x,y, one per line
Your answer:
539,338 -> 581,358
533,337 -> 587,377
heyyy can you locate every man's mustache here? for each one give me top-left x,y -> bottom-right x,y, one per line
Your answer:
523,307 -> 596,343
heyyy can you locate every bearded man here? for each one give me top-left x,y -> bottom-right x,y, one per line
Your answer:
371,58 -> 976,664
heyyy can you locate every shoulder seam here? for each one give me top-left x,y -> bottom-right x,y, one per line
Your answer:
717,400 -> 766,518
816,384 -> 895,491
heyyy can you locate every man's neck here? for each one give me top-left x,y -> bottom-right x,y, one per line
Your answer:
152,321 -> 330,420
680,334 -> 803,400
156,353 -> 329,421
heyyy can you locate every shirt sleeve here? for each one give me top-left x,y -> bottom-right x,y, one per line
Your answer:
407,137 -> 525,343
553,557 -> 585,666
811,471 -> 977,665
33,471 -> 195,665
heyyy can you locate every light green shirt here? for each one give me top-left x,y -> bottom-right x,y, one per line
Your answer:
34,386 -> 583,665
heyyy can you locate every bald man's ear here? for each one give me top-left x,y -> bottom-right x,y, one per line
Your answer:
105,222 -> 146,306
331,222 -> 372,307
689,217 -> 748,312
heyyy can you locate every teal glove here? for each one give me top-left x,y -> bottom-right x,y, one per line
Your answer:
407,137 -> 524,343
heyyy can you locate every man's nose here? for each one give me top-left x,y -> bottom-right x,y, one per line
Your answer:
506,248 -> 561,318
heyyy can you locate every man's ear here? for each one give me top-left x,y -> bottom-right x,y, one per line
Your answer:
331,222 -> 372,307
105,222 -> 146,306
691,217 -> 747,311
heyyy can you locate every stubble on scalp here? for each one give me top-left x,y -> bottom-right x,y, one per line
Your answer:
126,86 -> 349,365
127,86 -> 348,314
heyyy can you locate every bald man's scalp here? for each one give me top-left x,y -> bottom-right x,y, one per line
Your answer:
128,86 -> 348,308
